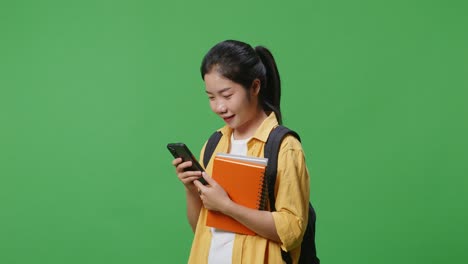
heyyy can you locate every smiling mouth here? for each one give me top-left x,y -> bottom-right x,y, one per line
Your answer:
223,115 -> 235,122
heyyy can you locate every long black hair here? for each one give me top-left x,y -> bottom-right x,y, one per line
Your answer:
200,40 -> 282,124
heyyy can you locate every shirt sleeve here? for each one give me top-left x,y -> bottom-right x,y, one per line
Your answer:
271,137 -> 310,251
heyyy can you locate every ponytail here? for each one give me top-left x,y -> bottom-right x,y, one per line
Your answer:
255,46 -> 282,125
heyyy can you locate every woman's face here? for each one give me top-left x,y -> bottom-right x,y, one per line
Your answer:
204,71 -> 260,132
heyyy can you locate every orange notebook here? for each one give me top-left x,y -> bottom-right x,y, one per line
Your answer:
206,153 -> 268,235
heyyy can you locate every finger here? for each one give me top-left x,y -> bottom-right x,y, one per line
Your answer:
201,172 -> 216,186
175,161 -> 194,173
193,180 -> 205,190
178,170 -> 202,180
181,176 -> 203,184
172,157 -> 182,166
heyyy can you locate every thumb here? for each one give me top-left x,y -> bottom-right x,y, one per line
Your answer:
201,172 -> 217,186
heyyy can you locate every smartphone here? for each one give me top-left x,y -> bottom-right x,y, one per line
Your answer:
167,143 -> 208,185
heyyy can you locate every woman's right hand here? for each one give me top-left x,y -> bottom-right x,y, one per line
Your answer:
172,157 -> 203,193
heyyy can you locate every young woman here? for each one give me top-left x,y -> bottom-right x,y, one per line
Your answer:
172,40 -> 310,264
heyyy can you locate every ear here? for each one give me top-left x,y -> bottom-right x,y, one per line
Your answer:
250,79 -> 261,96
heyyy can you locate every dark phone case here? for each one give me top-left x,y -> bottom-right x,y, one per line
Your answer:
167,143 -> 208,185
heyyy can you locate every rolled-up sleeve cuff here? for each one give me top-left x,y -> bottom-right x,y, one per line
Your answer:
272,211 -> 304,251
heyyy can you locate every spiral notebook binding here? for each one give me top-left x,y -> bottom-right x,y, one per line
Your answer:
256,171 -> 268,210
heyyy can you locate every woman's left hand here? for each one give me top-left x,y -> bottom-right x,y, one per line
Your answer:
193,173 -> 232,213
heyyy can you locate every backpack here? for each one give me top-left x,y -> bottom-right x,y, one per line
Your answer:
202,125 -> 320,264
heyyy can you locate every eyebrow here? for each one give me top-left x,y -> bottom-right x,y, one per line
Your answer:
205,87 -> 232,94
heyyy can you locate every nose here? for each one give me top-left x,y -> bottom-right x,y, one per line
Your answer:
214,101 -> 227,114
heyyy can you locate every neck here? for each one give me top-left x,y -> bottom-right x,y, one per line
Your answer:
233,110 -> 268,140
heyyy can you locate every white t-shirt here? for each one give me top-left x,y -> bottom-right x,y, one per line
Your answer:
207,134 -> 250,264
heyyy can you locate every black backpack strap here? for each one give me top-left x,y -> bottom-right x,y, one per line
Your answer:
264,125 -> 300,264
203,131 -> 223,168
264,125 -> 301,211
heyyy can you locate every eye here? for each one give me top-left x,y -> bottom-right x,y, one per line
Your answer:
223,94 -> 233,99
208,96 -> 215,101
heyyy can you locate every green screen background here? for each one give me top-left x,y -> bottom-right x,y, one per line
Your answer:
1,0 -> 467,263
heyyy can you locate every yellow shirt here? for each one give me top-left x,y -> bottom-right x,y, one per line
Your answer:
188,113 -> 310,264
